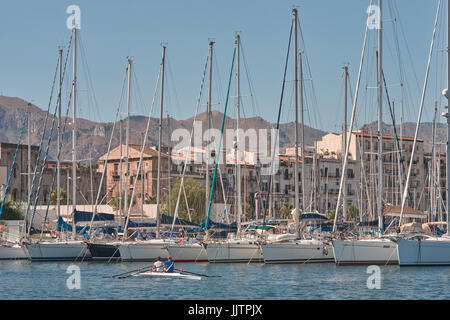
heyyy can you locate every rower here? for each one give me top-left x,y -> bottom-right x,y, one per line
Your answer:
152,256 -> 165,272
164,256 -> 174,273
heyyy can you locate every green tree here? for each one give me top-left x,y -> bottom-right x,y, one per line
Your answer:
279,202 -> 294,219
50,188 -> 68,205
144,195 -> 157,204
0,200 -> 23,220
164,178 -> 205,224
346,204 -> 358,221
109,192 -> 136,212
328,210 -> 336,220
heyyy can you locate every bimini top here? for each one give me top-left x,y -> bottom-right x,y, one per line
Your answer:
382,205 -> 426,219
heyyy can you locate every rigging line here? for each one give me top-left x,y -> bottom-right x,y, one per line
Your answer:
0,117 -> 27,218
332,0 -> 371,233
262,21 -> 293,232
78,33 -> 101,122
382,70 -> 413,204
297,16 -> 322,130
399,0 -> 441,227
205,47 -> 236,232
239,39 -> 259,116
23,38 -> 72,231
123,65 -> 162,236
87,64 -> 129,236
165,52 -> 182,114
171,54 -> 209,231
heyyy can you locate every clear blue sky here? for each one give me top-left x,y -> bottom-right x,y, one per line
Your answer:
0,0 -> 444,133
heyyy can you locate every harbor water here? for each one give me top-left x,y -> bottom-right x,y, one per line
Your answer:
1,260 -> 450,299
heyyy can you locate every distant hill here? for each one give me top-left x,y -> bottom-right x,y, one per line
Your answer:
0,95 -> 328,163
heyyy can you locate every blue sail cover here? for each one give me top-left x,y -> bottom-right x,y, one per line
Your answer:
57,216 -> 90,234
356,220 -> 379,227
73,210 -> 115,224
200,220 -> 237,231
300,213 -> 328,220
160,214 -> 198,226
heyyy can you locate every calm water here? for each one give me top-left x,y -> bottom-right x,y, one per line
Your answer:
0,260 -> 449,299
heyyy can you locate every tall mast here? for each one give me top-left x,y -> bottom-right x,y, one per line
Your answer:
57,48 -> 62,221
167,114 -> 171,217
300,51 -> 305,213
72,26 -> 78,239
156,45 -> 166,238
293,8 -> 300,236
377,0 -> 384,233
236,33 -> 242,235
119,119 -> 123,233
445,0 -> 450,231
343,65 -> 348,219
124,58 -> 132,229
206,41 -> 214,220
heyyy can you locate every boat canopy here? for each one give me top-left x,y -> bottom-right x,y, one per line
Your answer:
246,225 -> 276,231
73,210 -> 115,224
300,212 -> 328,221
57,216 -> 90,234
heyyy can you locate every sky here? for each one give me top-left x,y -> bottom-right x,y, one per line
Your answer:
0,0 -> 444,133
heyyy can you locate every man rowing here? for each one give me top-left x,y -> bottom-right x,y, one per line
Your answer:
164,256 -> 174,273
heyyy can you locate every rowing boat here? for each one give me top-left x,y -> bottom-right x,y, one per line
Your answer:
132,271 -> 202,280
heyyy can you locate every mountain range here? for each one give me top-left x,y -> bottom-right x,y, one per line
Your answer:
0,95 -> 445,164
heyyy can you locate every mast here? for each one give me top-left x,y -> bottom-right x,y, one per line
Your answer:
377,0 -> 384,233
156,45 -> 166,238
72,26 -> 78,239
431,102 -> 437,221
236,33 -> 242,235
445,0 -> 450,231
343,65 -> 348,219
167,114 -> 171,217
124,58 -> 132,232
119,119 -> 123,233
293,8 -> 300,236
206,41 -> 213,221
57,48 -> 62,222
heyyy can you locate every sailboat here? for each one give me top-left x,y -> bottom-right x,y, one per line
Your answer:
117,47 -> 175,262
396,0 -> 450,266
204,33 -> 264,263
260,8 -> 334,264
25,26 -> 91,261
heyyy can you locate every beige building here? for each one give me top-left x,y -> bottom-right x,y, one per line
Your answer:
315,131 -> 426,217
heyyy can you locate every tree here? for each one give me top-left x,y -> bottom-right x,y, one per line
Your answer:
144,195 -> 157,204
328,210 -> 336,221
164,178 -> 205,224
0,200 -> 23,220
109,192 -> 136,212
50,188 -> 68,205
280,202 -> 294,219
346,204 -> 358,221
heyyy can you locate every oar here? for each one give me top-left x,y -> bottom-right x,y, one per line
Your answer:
104,265 -> 153,278
175,268 -> 221,278
117,266 -> 153,279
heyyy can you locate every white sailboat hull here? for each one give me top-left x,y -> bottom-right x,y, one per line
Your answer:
397,238 -> 450,266
118,240 -> 170,261
26,241 -> 91,261
166,243 -> 208,262
206,241 -> 263,263
332,239 -> 398,265
261,240 -> 334,264
0,244 -> 29,260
